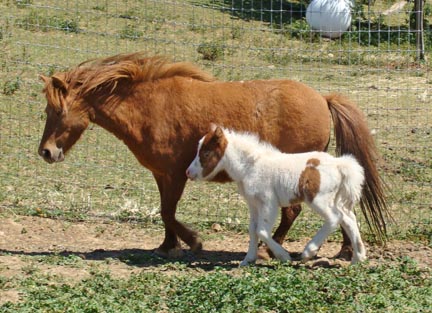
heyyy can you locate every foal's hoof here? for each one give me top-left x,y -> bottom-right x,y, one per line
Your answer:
154,247 -> 185,259
334,245 -> 353,261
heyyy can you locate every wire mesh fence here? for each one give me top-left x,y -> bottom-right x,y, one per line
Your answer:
0,0 -> 431,239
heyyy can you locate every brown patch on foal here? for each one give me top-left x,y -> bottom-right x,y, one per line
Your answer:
298,158 -> 321,202
200,127 -> 228,178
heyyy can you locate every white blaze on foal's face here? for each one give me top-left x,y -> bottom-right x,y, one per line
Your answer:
186,126 -> 228,180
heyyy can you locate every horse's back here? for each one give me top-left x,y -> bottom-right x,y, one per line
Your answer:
178,78 -> 330,137
139,77 -> 332,173
213,79 -> 331,153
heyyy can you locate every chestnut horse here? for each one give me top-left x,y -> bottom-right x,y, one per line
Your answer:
38,52 -> 388,259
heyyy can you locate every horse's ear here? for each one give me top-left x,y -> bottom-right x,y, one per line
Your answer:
51,75 -> 68,93
39,75 -> 50,84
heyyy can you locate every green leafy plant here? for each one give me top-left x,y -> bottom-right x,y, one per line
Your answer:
197,42 -> 225,61
118,24 -> 143,40
3,77 -> 21,95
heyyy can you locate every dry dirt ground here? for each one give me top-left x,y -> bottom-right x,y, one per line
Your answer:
1,216 -> 431,304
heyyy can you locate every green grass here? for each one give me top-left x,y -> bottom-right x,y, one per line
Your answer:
0,258 -> 430,312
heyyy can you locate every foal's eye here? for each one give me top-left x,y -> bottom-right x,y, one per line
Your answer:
202,151 -> 211,158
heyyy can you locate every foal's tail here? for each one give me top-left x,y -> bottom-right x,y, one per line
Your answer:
337,155 -> 365,210
326,94 -> 391,243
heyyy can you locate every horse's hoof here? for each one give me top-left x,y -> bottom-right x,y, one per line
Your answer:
190,237 -> 203,253
334,245 -> 353,261
154,247 -> 185,259
257,245 -> 272,260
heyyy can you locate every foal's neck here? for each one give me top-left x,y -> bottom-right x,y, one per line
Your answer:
223,135 -> 262,182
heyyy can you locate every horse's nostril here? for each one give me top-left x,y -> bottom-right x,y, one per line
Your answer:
41,149 -> 51,159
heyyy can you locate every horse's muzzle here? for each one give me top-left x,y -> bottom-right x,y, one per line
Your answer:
39,147 -> 65,163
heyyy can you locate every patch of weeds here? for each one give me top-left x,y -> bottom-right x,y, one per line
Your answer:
34,254 -> 83,267
16,11 -> 52,32
119,252 -> 159,266
404,220 -> 432,245
0,276 -> 11,289
16,11 -> 80,33
21,263 -> 40,275
188,18 -> 207,33
92,5 -> 106,12
197,42 -> 225,61
118,8 -> 140,20
282,19 -> 315,41
2,77 -> 21,95
15,0 -> 32,8
57,19 -> 80,33
46,64 -> 58,76
231,25 -> 242,40
118,24 -> 143,40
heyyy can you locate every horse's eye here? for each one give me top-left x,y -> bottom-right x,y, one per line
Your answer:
202,151 -> 211,158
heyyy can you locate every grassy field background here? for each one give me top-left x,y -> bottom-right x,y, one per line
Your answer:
1,0 -> 430,239
1,0 -> 431,310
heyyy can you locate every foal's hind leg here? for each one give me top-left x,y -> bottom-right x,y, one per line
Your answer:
301,199 -> 341,261
340,210 -> 366,264
153,173 -> 202,258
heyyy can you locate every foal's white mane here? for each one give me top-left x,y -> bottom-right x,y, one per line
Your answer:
223,128 -> 279,156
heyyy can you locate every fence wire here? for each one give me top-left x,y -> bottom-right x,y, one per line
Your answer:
0,0 -> 431,239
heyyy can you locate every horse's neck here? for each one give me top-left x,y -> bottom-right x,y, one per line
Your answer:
92,97 -> 147,149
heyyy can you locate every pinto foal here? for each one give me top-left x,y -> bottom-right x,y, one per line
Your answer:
186,126 -> 367,266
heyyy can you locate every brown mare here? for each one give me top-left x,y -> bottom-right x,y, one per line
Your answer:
38,52 -> 388,259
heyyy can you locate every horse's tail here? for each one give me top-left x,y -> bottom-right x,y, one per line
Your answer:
337,155 -> 365,210
326,93 -> 391,243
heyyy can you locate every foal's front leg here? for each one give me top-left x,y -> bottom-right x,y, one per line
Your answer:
240,204 -> 259,267
256,203 -> 291,263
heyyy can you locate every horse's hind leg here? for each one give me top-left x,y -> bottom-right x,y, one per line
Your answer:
153,173 -> 202,258
273,205 -> 302,244
336,228 -> 354,261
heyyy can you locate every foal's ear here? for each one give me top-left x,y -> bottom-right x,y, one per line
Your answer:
209,123 -> 218,132
214,126 -> 224,138
51,75 -> 68,93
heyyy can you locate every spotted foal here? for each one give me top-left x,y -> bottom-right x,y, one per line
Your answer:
186,125 -> 367,266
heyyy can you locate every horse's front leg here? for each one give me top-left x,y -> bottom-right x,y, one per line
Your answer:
153,173 -> 202,258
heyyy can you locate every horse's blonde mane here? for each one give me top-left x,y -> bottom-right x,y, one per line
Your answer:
77,52 -> 215,95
